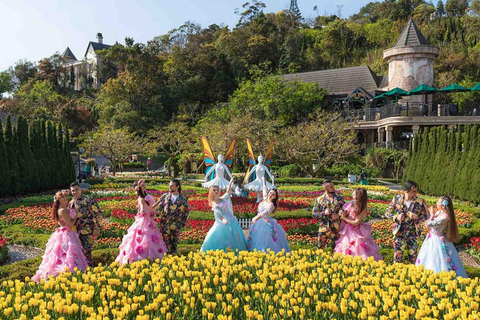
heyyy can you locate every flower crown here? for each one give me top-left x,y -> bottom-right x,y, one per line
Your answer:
134,179 -> 145,192
53,190 -> 69,202
442,199 -> 449,206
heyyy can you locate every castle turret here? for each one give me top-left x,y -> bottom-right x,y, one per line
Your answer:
383,19 -> 439,102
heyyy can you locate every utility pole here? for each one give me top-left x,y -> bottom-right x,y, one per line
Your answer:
290,0 -> 302,20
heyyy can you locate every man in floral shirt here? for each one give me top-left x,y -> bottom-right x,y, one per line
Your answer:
312,179 -> 345,251
69,182 -> 103,266
385,180 -> 427,264
155,179 -> 189,255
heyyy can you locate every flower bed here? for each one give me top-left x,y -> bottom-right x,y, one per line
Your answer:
0,234 -> 8,265
1,250 -> 479,320
465,237 -> 480,262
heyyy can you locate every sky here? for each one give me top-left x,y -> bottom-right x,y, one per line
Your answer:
0,0 -> 439,72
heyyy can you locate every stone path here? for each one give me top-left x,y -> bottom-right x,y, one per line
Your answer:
6,244 -> 43,265
377,179 -> 403,191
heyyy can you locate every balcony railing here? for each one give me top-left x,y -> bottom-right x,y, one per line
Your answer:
341,103 -> 480,122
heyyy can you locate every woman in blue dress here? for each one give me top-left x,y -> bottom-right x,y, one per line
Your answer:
200,178 -> 248,252
415,196 -> 467,278
247,178 -> 290,253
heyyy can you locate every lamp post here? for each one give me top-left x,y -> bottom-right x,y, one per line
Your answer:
78,147 -> 83,183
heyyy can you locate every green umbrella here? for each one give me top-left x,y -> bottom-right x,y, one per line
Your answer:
408,84 -> 437,95
384,87 -> 409,97
439,84 -> 470,93
383,87 -> 409,103
470,83 -> 480,91
373,93 -> 386,99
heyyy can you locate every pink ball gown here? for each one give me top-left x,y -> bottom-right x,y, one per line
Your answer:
334,202 -> 382,261
116,195 -> 167,265
32,209 -> 88,282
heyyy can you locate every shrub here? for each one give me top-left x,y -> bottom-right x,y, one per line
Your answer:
277,164 -> 301,178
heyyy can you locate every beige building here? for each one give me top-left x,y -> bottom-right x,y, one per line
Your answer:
61,33 -> 111,90
283,19 -> 480,149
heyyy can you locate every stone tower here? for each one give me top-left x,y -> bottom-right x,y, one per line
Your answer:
383,19 -> 439,102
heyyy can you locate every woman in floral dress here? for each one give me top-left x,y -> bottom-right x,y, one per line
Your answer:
247,179 -> 290,253
415,196 -> 467,277
116,180 -> 167,265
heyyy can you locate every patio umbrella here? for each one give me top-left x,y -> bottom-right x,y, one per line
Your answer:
408,84 -> 438,95
470,83 -> 480,91
383,87 -> 409,102
439,84 -> 470,93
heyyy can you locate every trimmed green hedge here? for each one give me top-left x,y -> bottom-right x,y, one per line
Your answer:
404,125 -> 480,204
0,225 -> 50,248
0,256 -> 42,281
465,267 -> 480,278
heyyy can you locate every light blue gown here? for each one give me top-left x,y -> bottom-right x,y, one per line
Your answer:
200,194 -> 248,252
247,186 -> 290,253
415,213 -> 467,278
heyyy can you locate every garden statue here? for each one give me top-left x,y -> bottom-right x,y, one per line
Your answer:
243,138 -> 275,203
201,137 -> 236,190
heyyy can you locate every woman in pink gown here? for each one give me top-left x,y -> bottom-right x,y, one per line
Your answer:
32,190 -> 88,282
116,180 -> 167,265
334,188 -> 382,261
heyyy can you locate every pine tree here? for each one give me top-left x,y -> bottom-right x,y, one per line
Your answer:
39,120 -> 49,187
466,125 -> 479,202
0,122 -> 11,197
46,121 -> 59,189
435,127 -> 448,195
16,117 -> 35,193
437,0 -> 445,17
457,125 -> 470,200
4,116 -> 21,195
416,128 -> 430,189
28,121 -> 41,192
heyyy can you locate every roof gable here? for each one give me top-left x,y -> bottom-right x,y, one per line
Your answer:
282,66 -> 384,94
61,47 -> 77,61
84,41 -> 111,58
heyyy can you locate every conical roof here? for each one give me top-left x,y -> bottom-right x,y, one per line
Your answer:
61,47 -> 77,61
394,19 -> 429,48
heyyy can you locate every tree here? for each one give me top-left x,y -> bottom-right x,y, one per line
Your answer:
451,75 -> 480,113
228,75 -> 327,127
146,122 -> 194,177
0,121 -> 10,196
4,80 -> 62,121
8,59 -> 37,91
0,72 -> 13,96
82,127 -> 144,175
276,111 -> 358,177
413,4 -> 436,22
437,0 -> 446,16
15,117 -> 35,193
37,54 -> 70,93
445,0 -> 470,16
4,115 -> 20,195
235,1 -> 267,27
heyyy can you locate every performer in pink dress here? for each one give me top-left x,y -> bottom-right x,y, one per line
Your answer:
334,188 -> 382,261
32,190 -> 88,282
116,180 -> 167,265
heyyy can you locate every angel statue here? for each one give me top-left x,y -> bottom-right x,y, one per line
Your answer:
201,137 -> 236,190
243,138 -> 275,203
